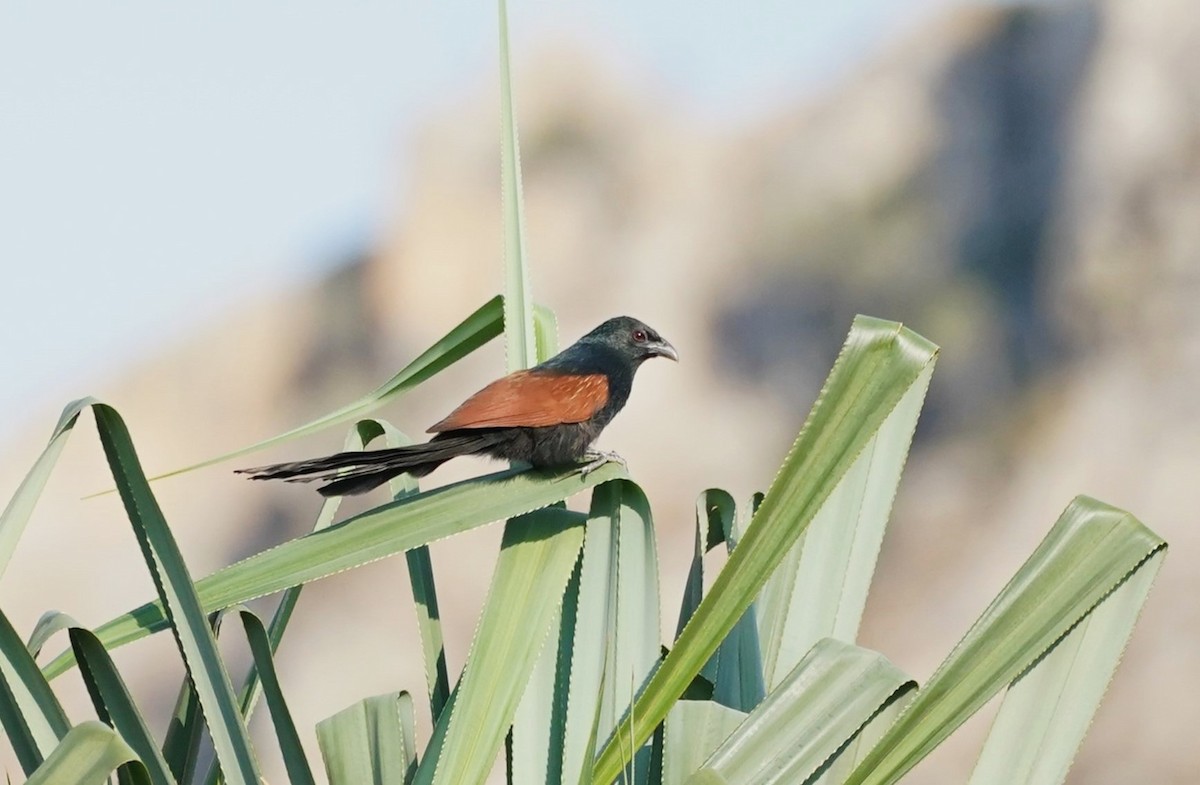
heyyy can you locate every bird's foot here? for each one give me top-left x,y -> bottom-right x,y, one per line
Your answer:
580,449 -> 627,477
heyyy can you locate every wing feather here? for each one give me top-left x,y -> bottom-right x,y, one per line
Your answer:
427,370 -> 609,432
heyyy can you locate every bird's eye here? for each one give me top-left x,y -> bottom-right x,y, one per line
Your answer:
632,329 -> 647,343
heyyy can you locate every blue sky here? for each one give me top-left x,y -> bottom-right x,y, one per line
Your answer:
0,1 -> 943,442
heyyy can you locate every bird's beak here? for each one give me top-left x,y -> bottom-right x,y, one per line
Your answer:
649,339 -> 679,362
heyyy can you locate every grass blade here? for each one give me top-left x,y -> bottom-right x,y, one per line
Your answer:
968,547 -> 1166,785
758,362 -> 934,688
690,639 -> 915,785
592,317 -> 938,783
25,722 -> 146,785
0,603 -> 70,772
429,506 -> 587,785
45,461 -> 627,679
91,404 -> 260,784
318,692 -> 418,785
843,496 -> 1167,785
68,628 -> 176,785
0,397 -> 96,576
237,610 -> 316,785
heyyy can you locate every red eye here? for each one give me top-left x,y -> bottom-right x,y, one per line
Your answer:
633,329 -> 647,342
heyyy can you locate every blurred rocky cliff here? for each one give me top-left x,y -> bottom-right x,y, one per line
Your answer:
2,0 -> 1197,782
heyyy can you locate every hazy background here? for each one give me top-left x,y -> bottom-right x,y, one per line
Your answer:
2,1 -> 1197,783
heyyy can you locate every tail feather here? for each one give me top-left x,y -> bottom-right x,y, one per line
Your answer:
236,432 -> 504,496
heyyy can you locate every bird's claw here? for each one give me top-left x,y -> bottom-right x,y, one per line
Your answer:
580,450 -> 626,477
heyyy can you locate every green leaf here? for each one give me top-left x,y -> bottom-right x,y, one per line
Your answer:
68,628 -> 176,785
968,547 -> 1166,785
519,549 -> 583,785
680,490 -> 764,713
0,603 -> 70,773
405,541 -> 450,726
552,496 -> 619,785
0,397 -> 96,577
317,692 -> 418,785
45,461 -> 627,679
687,639 -> 915,785
592,316 -> 938,783
25,611 -> 81,659
498,0 -> 536,373
758,361 -> 934,688
91,404 -> 260,784
237,610 -> 316,785
814,680 -> 915,785
534,304 -> 559,362
373,423 -> 452,726
25,722 -> 147,785
145,296 -> 506,482
424,506 -> 587,785
161,616 -> 214,783
594,481 -> 662,784
517,480 -> 662,785
217,421 -> 370,754
843,496 -> 1167,785
663,701 -> 746,785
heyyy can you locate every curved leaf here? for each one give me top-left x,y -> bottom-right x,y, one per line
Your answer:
69,628 -> 176,785
0,397 -> 96,576
25,722 -> 147,785
420,506 -> 587,785
843,496 -> 1167,785
592,317 -> 938,783
45,460 -> 626,679
91,404 -> 260,784
143,295 -> 506,482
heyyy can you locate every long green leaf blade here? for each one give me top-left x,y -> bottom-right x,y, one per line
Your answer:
430,506 -> 587,785
45,461 -> 627,679
161,616 -> 212,783
213,420 -> 370,766
69,628 -> 176,785
317,692 -> 418,785
0,397 -> 96,576
147,296 -> 506,481
25,611 -> 81,659
91,404 -> 261,784
498,0 -> 536,372
25,722 -> 145,785
843,496 -> 1167,785
594,481 -> 662,784
592,316 -> 938,783
555,492 -> 619,785
237,610 -> 316,785
689,639 -> 914,785
662,702 -> 745,785
758,362 -> 933,688
968,547 -> 1166,785
0,603 -> 70,772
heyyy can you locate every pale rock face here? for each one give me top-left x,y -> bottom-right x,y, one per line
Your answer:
3,1 -> 1198,782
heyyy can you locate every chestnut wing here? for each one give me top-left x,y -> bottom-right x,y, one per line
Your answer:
427,370 -> 610,432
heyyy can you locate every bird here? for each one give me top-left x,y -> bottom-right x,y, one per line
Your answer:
237,316 -> 677,496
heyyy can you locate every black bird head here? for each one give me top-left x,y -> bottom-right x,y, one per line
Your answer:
580,316 -> 678,365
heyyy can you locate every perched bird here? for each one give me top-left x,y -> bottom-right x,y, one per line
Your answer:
237,316 -> 677,496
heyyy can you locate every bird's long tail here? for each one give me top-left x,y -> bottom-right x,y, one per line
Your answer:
236,432 -> 505,496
